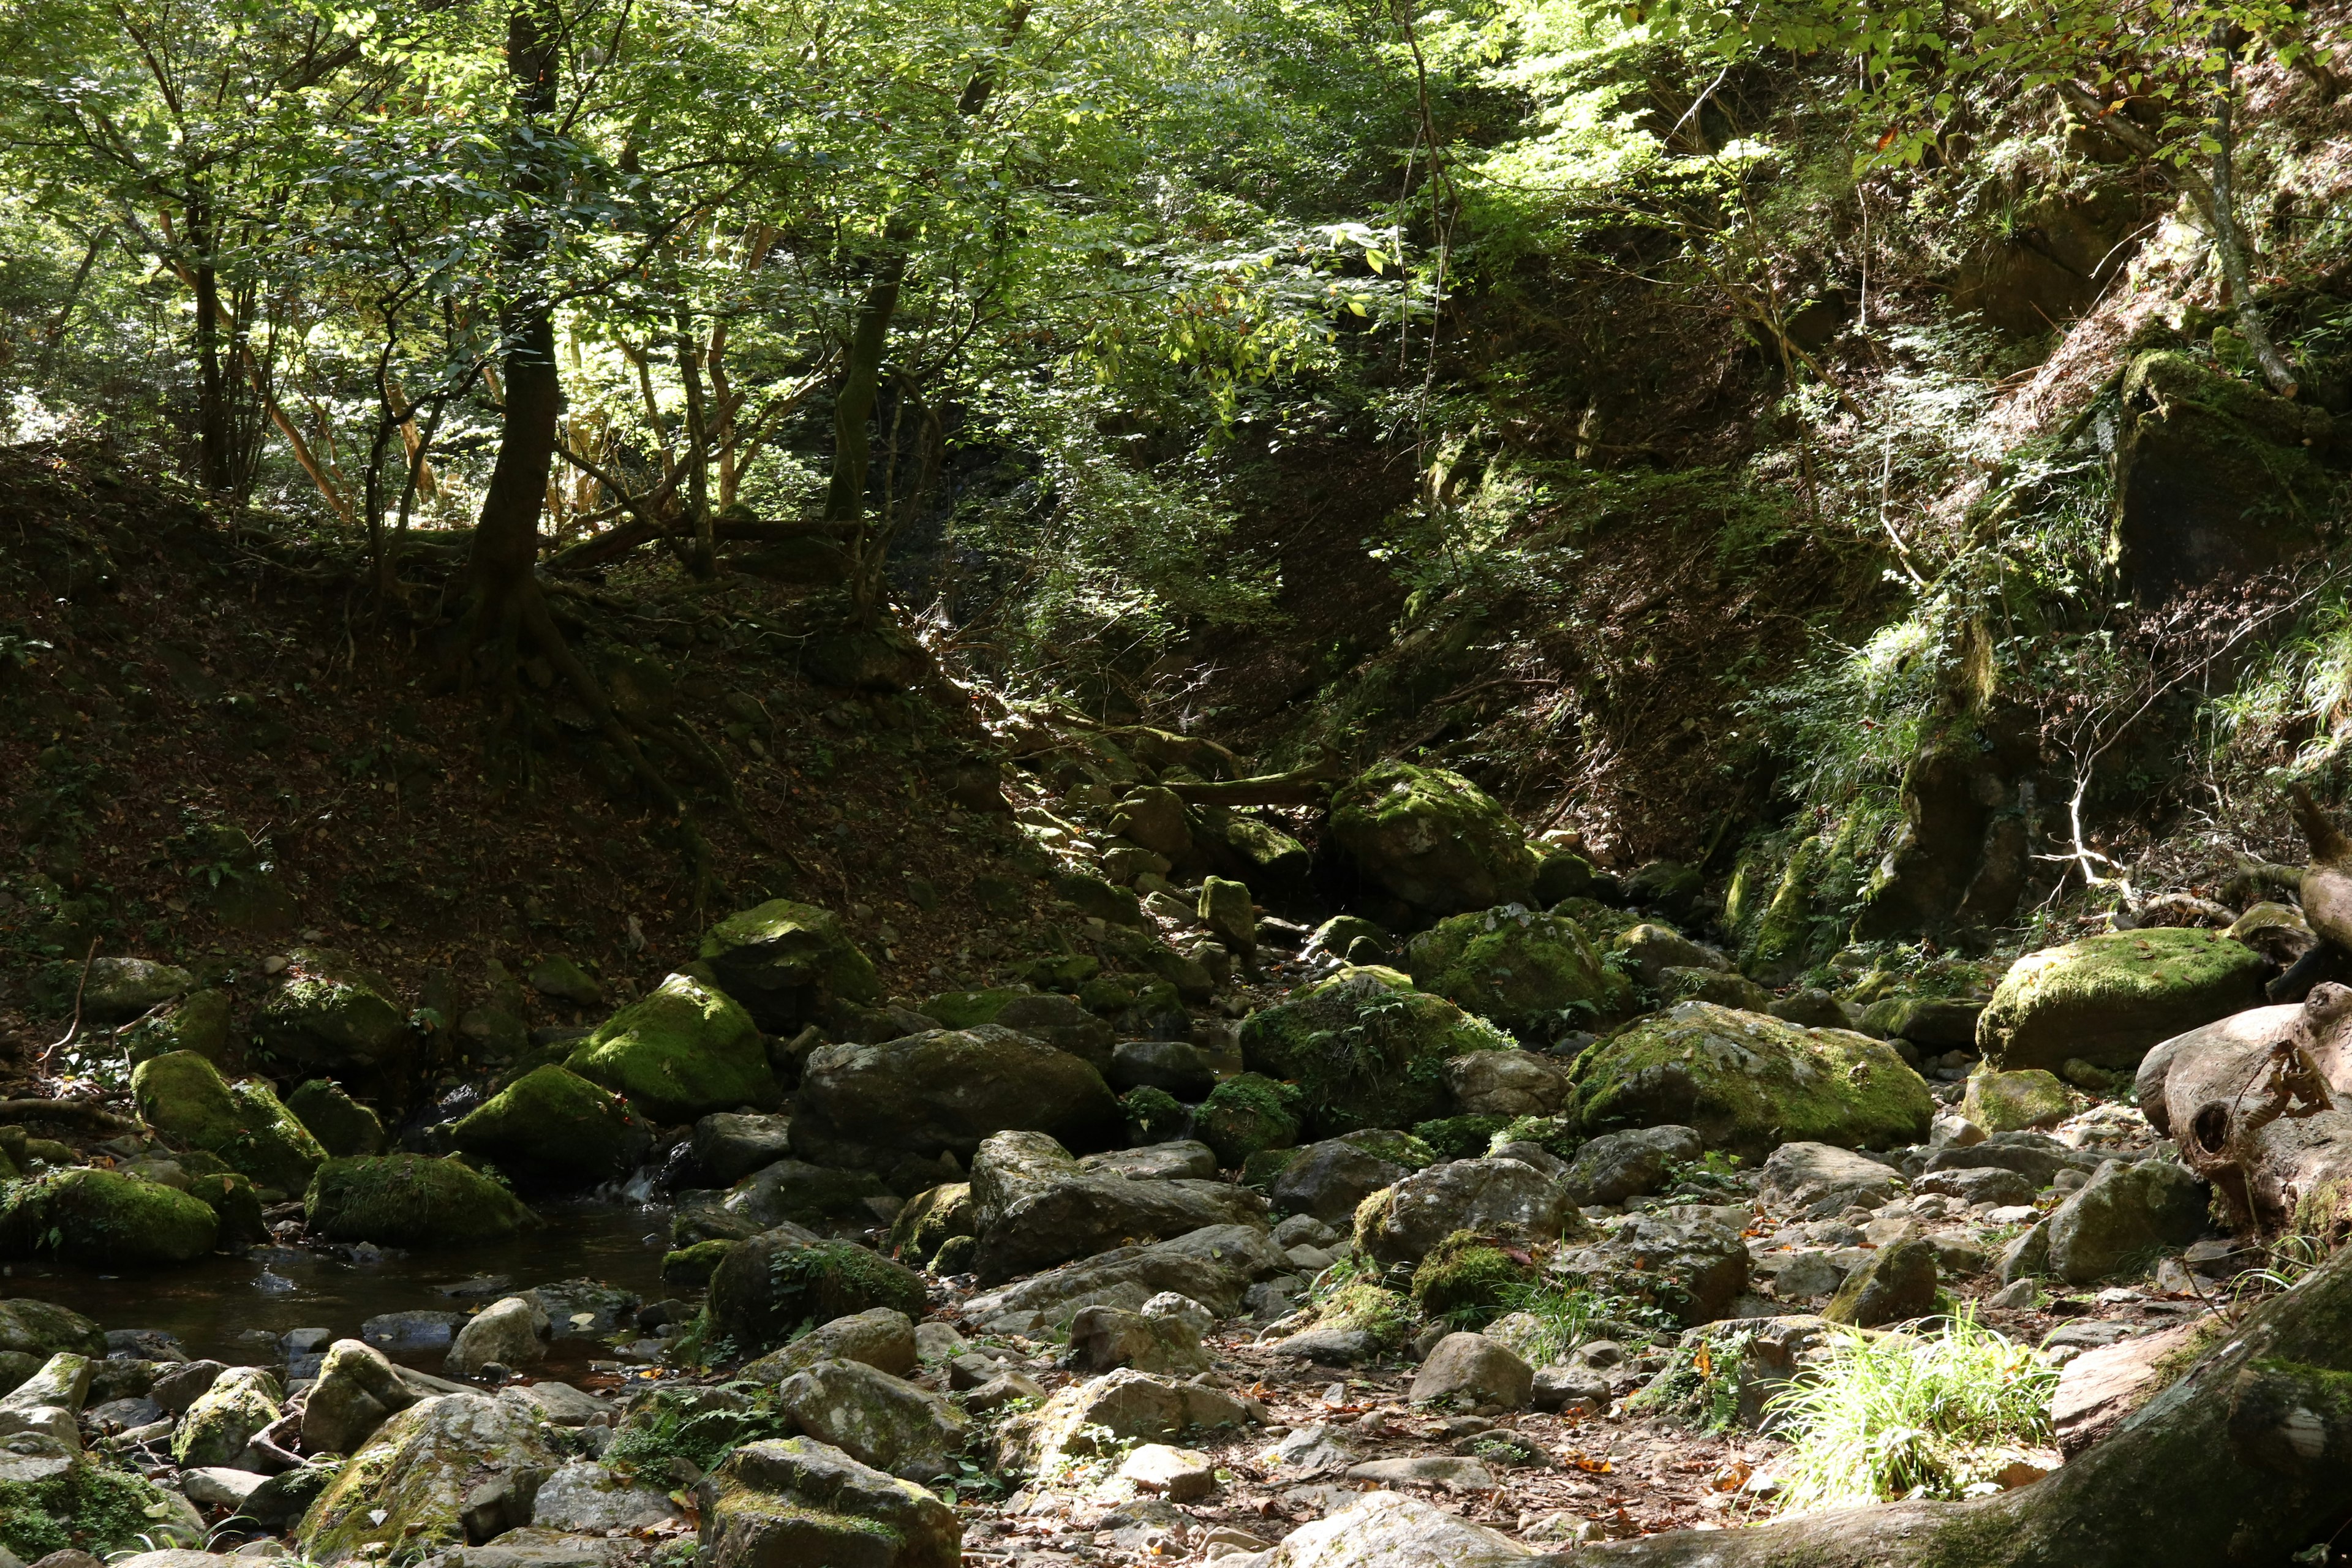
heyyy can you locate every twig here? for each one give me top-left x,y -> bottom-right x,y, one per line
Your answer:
40,938 -> 100,1071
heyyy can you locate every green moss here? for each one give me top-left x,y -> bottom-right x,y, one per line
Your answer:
1404,907 -> 1630,1037
119,988 -> 232,1066
1410,1232 -> 1536,1329
1549,898 -> 1643,942
1194,1073 -> 1301,1168
1744,834 -> 1826,981
1120,1085 -> 1188,1146
886,1183 -> 974,1267
1329,761 -> 1539,914
605,1384 -> 794,1474
1340,1128 -> 1439,1169
0,1460 -> 202,1558
284,1079 -> 385,1158
698,900 -> 881,1028
1961,1066 -> 2071,1133
1240,965 -> 1512,1137
567,971 -> 778,1124
919,988 -> 1027,1028
0,1168 -> 219,1264
1977,928 -> 2267,1070
252,952 -> 409,1071
1573,1001 -> 1933,1157
707,1235 -> 928,1357
450,1064 -> 647,1189
184,1170 -> 268,1250
303,1154 -> 535,1246
663,1238 -> 739,1287
130,1051 -> 326,1193
1312,1281 -> 1413,1349
1412,1115 -> 1509,1161
931,1234 -> 978,1275
1490,1114 -> 1581,1160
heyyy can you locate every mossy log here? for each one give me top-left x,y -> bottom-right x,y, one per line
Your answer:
1581,1232 -> 2352,1566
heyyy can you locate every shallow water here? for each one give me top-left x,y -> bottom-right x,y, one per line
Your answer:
5,1199 -> 677,1374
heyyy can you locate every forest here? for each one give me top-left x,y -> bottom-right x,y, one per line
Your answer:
1,0 -> 2350,1564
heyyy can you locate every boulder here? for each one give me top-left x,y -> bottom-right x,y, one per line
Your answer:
298,1392 -> 563,1562
565,973 -> 778,1125
1194,1072 -> 1303,1169
446,1297 -> 549,1378
1409,1333 -> 1534,1409
1962,1067 -> 2071,1133
1913,1165 -> 2037,1208
1977,929 -> 2267,1071
1268,1131 -> 1436,1224
695,1437 -> 959,1568
1066,1304 -> 1211,1376
33,955 -> 192,1022
1550,1207 -> 1750,1326
707,1231 -> 927,1358
1241,967 -> 1513,1136
1921,1131 -> 2103,1189
1249,1491 -> 1531,1568
529,1461 -> 677,1532
1329,761 -> 1539,916
775,1360 -> 969,1481
1355,1158 -> 1584,1268
886,1184 -> 974,1268
1861,996 -> 1986,1050
285,1079 -> 386,1158
1446,1050 -> 1576,1119
173,1365 -> 281,1466
254,951 -> 411,1084
722,1159 -> 894,1234
1108,787 -> 1193,861
1759,1142 -> 1907,1216
968,1131 -> 1265,1284
151,1358 -> 226,1412
1084,1142 -> 1223,1182
1199,876 -> 1257,952
1109,1039 -> 1216,1098
696,900 -> 880,1033
990,993 -> 1115,1074
1562,1125 -> 1702,1206
1572,1001 -> 1934,1157
997,1368 -> 1254,1473
2046,1159 -> 2209,1285
0,1351 -> 89,1450
305,1154 -> 534,1246
131,1051 -> 326,1193
740,1308 -> 918,1382
1613,924 -> 1729,988
0,1169 -> 217,1264
790,1026 -> 1120,1170
119,987 -> 234,1065
305,1339 -> 435,1454
1405,903 -> 1633,1041
0,1300 -> 104,1360
1824,1227 -> 1940,1327
450,1066 -> 650,1191
962,1224 -> 1287,1336
693,1113 -> 796,1187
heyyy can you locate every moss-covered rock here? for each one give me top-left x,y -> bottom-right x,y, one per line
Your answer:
1962,1066 -> 2071,1133
707,1232 -> 929,1358
920,987 -> 1028,1029
174,1364 -> 281,1465
1329,761 -> 1539,916
567,971 -> 778,1125
1404,905 -> 1630,1039
185,1170 -> 269,1250
130,1050 -> 326,1193
887,1183 -> 974,1267
1743,835 -> 1828,985
0,1169 -> 219,1264
1239,965 -> 1512,1137
790,1025 -> 1120,1170
0,1458 -> 205,1559
696,900 -> 880,1032
450,1065 -> 650,1191
119,987 -> 232,1066
284,1079 -> 385,1158
1572,1001 -> 1934,1157
1310,1282 -> 1414,1350
1412,1115 -> 1511,1161
1977,929 -> 2268,1071
0,1300 -> 103,1360
253,950 -> 411,1082
298,1391 -> 563,1563
1194,1074 -> 1301,1169
1409,1231 -> 1536,1328
662,1238 -> 737,1288
303,1155 -> 535,1247
1121,1085 -> 1189,1145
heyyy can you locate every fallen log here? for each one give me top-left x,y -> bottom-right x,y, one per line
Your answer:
0,1097 -> 141,1130
545,515 -> 856,573
1162,772 -> 1340,808
1582,1231 -> 2352,1565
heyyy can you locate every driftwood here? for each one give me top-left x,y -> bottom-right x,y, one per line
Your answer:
1584,1231 -> 2352,1565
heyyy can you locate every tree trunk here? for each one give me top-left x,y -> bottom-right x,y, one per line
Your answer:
1581,1233 -> 2352,1565
189,223 -> 233,496
2206,67 -> 2298,398
674,310 -> 717,576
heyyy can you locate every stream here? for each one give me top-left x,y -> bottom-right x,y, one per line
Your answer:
7,1199 -> 677,1378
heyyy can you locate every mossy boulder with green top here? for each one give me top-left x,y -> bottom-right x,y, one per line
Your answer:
1240,965 -> 1512,1137
1194,1074 -> 1302,1169
285,1079 -> 386,1158
131,1050 -> 326,1193
707,1230 -> 929,1357
252,950 -> 411,1081
1572,1001 -> 1934,1157
696,900 -> 880,1032
0,1299 -> 104,1359
919,987 -> 1028,1030
303,1154 -> 535,1247
1404,905 -> 1630,1039
450,1065 -> 651,1190
1329,761 -> 1539,917
1962,1066 -> 2072,1133
0,1168 -> 219,1264
298,1389 -> 564,1563
1976,928 -> 2268,1071
119,987 -> 233,1066
567,971 -> 779,1125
